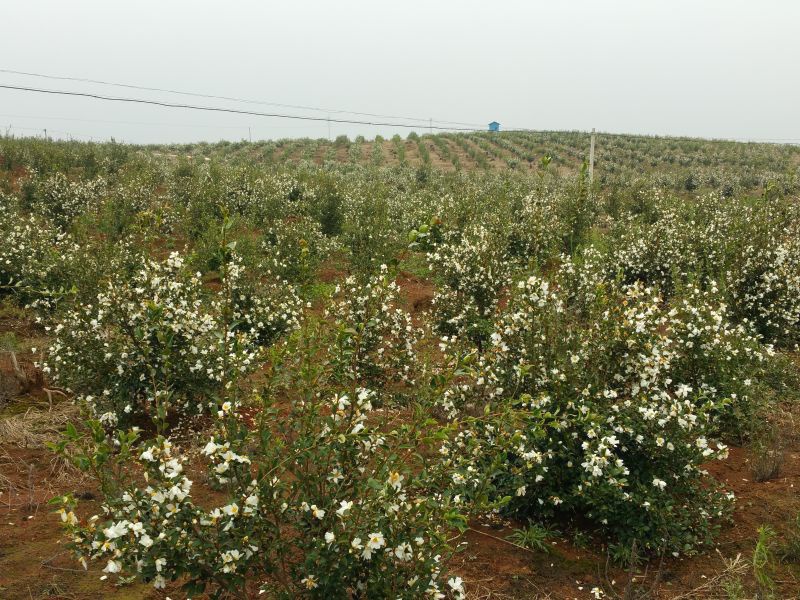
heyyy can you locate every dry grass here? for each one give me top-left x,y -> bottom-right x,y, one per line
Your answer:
464,578 -> 547,600
670,552 -> 749,600
0,402 -> 79,449
0,401 -> 89,489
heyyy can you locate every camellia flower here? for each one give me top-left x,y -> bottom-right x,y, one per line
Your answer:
448,576 -> 465,596
102,521 -> 129,539
362,532 -> 385,560
387,471 -> 404,490
394,542 -> 413,561
103,559 -> 122,574
336,499 -> 353,516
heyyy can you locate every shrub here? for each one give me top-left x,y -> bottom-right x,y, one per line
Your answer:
730,234 -> 800,346
28,171 -> 107,229
0,203 -> 80,305
428,226 -> 511,351
261,215 -> 338,287
44,251 -> 299,426
504,191 -> 564,266
55,329 -> 471,599
442,272 -> 767,554
326,266 -> 420,392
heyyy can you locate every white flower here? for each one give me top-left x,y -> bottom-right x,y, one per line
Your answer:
652,478 -> 667,490
336,500 -> 353,516
139,533 -> 153,548
367,532 -> 385,550
221,503 -> 239,517
325,531 -> 335,545
394,542 -> 413,561
448,576 -> 465,594
103,559 -> 122,573
102,521 -> 129,539
58,509 -> 78,525
387,471 -> 404,490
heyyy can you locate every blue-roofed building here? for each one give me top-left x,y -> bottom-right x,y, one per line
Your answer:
488,121 -> 500,132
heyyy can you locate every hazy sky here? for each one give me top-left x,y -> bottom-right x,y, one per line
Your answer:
2,1 -> 798,144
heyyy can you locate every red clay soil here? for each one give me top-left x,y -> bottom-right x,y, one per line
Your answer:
319,264 -> 347,284
395,271 -> 435,315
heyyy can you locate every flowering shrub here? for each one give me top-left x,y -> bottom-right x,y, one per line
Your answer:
326,265 -> 420,391
504,192 -> 563,265
442,270 -> 767,553
28,171 -> 107,229
0,203 -> 79,304
730,234 -> 800,346
428,226 -> 511,350
608,206 -> 693,294
340,193 -> 403,276
44,251 -> 298,426
261,215 -> 338,287
605,191 -> 800,346
226,253 -> 303,347
55,330 -> 472,599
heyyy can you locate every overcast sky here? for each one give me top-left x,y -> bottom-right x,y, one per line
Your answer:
2,1 -> 798,144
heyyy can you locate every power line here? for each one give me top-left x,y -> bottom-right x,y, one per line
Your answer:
0,112 -> 324,131
0,67 -> 485,128
0,84 -> 483,131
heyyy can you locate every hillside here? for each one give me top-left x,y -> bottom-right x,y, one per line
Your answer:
145,130 -> 800,180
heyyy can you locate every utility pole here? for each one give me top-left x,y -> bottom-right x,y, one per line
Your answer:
248,127 -> 252,143
588,128 -> 595,184
44,128 -> 47,141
